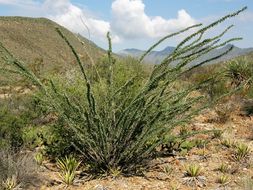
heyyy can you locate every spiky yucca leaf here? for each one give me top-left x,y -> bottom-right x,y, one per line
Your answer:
56,155 -> 80,185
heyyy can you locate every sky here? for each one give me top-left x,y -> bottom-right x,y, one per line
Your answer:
0,0 -> 252,52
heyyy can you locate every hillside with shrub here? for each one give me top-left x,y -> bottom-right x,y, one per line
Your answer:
1,7 -> 253,190
0,17 -> 105,86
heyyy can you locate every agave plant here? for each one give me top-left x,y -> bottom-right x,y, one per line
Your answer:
234,142 -> 251,162
0,7 -> 247,173
34,152 -> 43,166
226,57 -> 253,88
183,164 -> 206,187
56,155 -> 81,186
217,175 -> 230,186
185,164 -> 202,177
2,175 -> 21,190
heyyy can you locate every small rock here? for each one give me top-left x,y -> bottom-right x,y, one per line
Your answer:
95,184 -> 108,190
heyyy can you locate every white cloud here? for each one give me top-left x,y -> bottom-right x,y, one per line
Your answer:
111,0 -> 197,39
0,0 -> 197,45
0,0 -> 19,5
0,0 -> 39,7
43,0 -> 115,42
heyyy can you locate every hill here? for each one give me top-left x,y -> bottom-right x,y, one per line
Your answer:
0,17 -> 105,77
119,45 -> 253,65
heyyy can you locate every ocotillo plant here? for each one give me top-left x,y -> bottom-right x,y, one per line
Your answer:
0,7 -> 247,173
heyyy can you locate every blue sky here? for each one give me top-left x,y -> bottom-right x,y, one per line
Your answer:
0,0 -> 252,51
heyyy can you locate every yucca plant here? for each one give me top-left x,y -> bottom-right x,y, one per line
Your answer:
221,138 -> 235,148
162,164 -> 173,175
185,164 -> 202,177
217,174 -> 230,186
56,155 -> 81,186
218,163 -> 230,173
34,152 -> 44,166
183,164 -> 206,187
170,182 -> 180,190
226,57 -> 253,88
233,142 -> 250,161
0,7 -> 248,173
212,129 -> 223,139
2,175 -> 21,190
109,167 -> 122,178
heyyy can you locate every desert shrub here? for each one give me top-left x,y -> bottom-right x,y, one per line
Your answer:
22,126 -> 45,149
92,56 -> 151,83
28,55 -> 152,158
0,94 -> 42,150
0,90 -> 51,151
189,65 -> 229,100
0,7 -> 247,173
0,107 -> 23,149
29,67 -> 130,157
0,150 -> 39,189
225,57 -> 253,89
42,122 -> 78,158
206,77 -> 228,100
246,87 -> 253,99
0,104 -> 28,149
214,105 -> 231,123
240,99 -> 253,116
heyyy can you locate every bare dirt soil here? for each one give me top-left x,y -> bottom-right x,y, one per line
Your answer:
31,99 -> 253,190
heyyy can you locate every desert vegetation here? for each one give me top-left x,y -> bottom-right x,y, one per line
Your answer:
0,6 -> 253,190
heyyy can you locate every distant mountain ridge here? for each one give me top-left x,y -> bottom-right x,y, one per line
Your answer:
119,45 -> 253,65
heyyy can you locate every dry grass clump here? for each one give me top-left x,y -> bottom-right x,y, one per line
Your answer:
0,150 -> 39,189
241,177 -> 253,190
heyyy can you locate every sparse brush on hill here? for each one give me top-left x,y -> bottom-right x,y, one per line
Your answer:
0,17 -> 105,89
0,7 -> 248,173
194,70 -> 228,100
0,94 -> 40,150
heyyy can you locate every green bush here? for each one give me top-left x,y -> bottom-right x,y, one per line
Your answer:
0,104 -> 26,149
34,56 -> 151,158
0,112 -> 22,149
0,7 -> 247,173
189,65 -> 229,100
0,94 -> 43,150
226,57 -> 253,88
